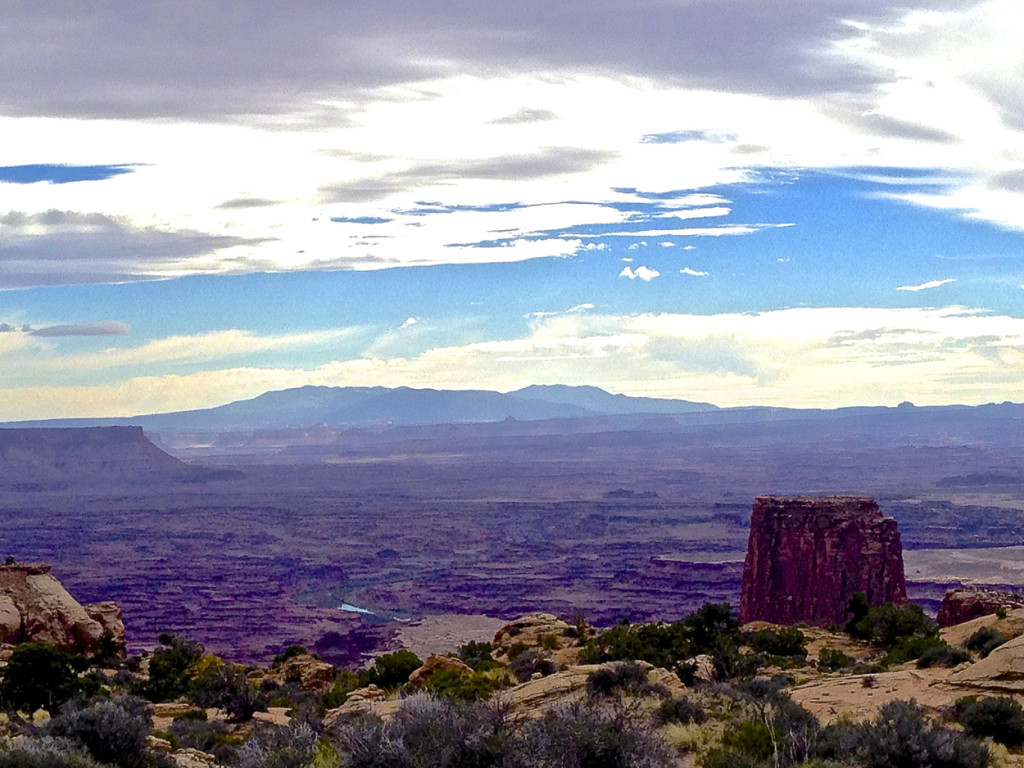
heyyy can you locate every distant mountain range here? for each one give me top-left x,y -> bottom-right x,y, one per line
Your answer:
0,385 -> 719,432
4,384 -> 1024,436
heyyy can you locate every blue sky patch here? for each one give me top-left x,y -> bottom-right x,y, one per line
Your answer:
0,164 -> 137,184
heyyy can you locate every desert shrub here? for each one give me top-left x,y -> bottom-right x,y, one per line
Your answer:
854,699 -> 988,768
132,633 -> 204,703
882,634 -> 946,666
190,658 -> 267,721
965,627 -> 1008,658
358,649 -> 422,689
957,696 -> 1024,747
540,634 -> 559,651
722,722 -> 774,762
424,669 -> 505,702
817,648 -> 854,672
458,641 -> 497,670
236,722 -> 318,768
0,740 -> 100,768
0,643 -> 95,713
701,747 -> 758,768
916,643 -> 970,668
168,718 -> 243,764
747,627 -> 807,659
173,708 -> 208,721
711,640 -> 762,681
684,604 -> 742,654
845,597 -> 937,647
43,697 -> 151,768
586,662 -> 653,698
521,700 -> 675,768
331,694 -> 517,768
581,604 -> 742,677
654,696 -> 707,726
509,649 -> 557,683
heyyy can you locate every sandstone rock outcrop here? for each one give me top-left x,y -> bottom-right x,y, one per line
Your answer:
0,562 -> 126,656
739,496 -> 907,626
491,613 -> 573,662
408,654 -> 474,688
937,588 -> 1024,628
262,653 -> 336,692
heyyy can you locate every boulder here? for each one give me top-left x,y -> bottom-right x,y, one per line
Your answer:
739,496 -> 907,626
408,655 -> 473,688
263,653 -> 335,692
323,685 -> 397,726
170,749 -> 220,768
937,588 -> 1024,628
0,562 -> 126,656
492,613 -> 573,662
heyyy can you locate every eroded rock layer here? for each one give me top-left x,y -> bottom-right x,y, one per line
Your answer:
739,496 -> 907,626
937,587 -> 1024,627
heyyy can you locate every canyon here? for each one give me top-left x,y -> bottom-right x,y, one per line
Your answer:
0,391 -> 1022,665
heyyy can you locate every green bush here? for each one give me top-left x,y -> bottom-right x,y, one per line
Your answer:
723,722 -> 774,762
581,603 -> 743,681
0,643 -> 95,713
358,650 -> 422,689
748,627 -> 807,659
817,648 -> 854,672
881,634 -> 945,666
423,669 -> 505,702
131,633 -> 204,703
845,597 -> 936,646
457,641 -> 495,670
654,696 -> 707,726
916,643 -> 970,668
958,696 -> 1024,747
509,649 -> 557,683
965,627 -> 1008,658
586,662 -> 658,698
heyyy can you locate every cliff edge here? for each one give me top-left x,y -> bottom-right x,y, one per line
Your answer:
0,426 -> 185,488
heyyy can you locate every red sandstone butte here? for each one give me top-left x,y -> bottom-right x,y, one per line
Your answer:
739,496 -> 907,626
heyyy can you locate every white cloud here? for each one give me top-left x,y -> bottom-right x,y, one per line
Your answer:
619,265 -> 660,281
41,329 -> 357,372
897,278 -> 956,291
401,317 -> 418,328
659,241 -> 675,247
682,245 -> 695,251
680,267 -> 708,276
6,304 -> 1024,419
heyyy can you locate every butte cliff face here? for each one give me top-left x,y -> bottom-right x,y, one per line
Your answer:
0,426 -> 185,489
739,496 -> 907,626
0,562 -> 125,656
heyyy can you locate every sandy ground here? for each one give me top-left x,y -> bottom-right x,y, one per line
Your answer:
395,613 -> 507,659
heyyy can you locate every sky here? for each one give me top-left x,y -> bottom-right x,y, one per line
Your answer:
2,0 -> 1024,420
